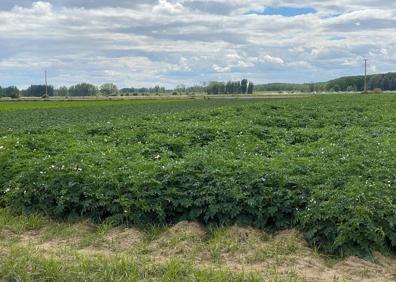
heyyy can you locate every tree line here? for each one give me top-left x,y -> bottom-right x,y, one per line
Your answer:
0,83 -> 170,98
0,79 -> 255,98
1,73 -> 396,98
206,79 -> 254,95
326,73 -> 396,92
0,86 -> 21,98
255,72 -> 396,93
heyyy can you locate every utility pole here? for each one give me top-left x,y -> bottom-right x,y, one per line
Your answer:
364,59 -> 368,93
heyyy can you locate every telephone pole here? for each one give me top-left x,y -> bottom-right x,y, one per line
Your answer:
364,59 -> 368,93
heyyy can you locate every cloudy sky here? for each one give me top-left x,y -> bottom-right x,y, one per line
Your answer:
0,0 -> 396,88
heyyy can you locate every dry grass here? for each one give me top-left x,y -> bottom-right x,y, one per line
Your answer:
1,211 -> 396,281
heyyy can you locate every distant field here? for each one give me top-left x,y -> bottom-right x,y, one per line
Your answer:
0,99 -> 183,111
1,91 -> 392,104
0,92 -> 309,106
0,94 -> 303,110
0,99 -> 269,133
0,94 -> 396,278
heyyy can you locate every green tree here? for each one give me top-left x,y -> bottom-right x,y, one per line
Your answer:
175,84 -> 186,94
69,83 -> 98,96
207,82 -> 225,95
346,85 -> 357,92
5,86 -> 20,98
225,81 -> 232,94
154,85 -> 160,95
186,84 -> 206,94
247,81 -> 254,94
236,81 -> 241,94
56,86 -> 69,97
241,79 -> 248,94
25,85 -> 54,97
390,78 -> 396,91
100,83 -> 118,96
383,77 -> 391,91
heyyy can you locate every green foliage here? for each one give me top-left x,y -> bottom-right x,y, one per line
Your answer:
256,72 -> 396,92
255,83 -> 317,93
0,95 -> 395,257
0,247 -> 259,282
207,81 -> 227,94
121,86 -> 166,95
4,86 -> 20,98
207,79 -> 254,95
241,79 -> 248,94
100,83 -> 119,96
55,86 -> 69,97
247,82 -> 254,94
300,180 -> 396,257
68,83 -> 98,96
23,85 -> 54,97
0,209 -> 48,234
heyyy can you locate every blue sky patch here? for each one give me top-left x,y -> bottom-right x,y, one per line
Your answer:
249,6 -> 317,17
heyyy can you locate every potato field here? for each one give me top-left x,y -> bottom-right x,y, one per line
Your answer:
0,95 -> 395,258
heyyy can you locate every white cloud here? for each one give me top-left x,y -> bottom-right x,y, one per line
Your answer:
152,0 -> 184,15
212,64 -> 230,73
31,1 -> 52,13
0,1 -> 395,87
259,55 -> 285,65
